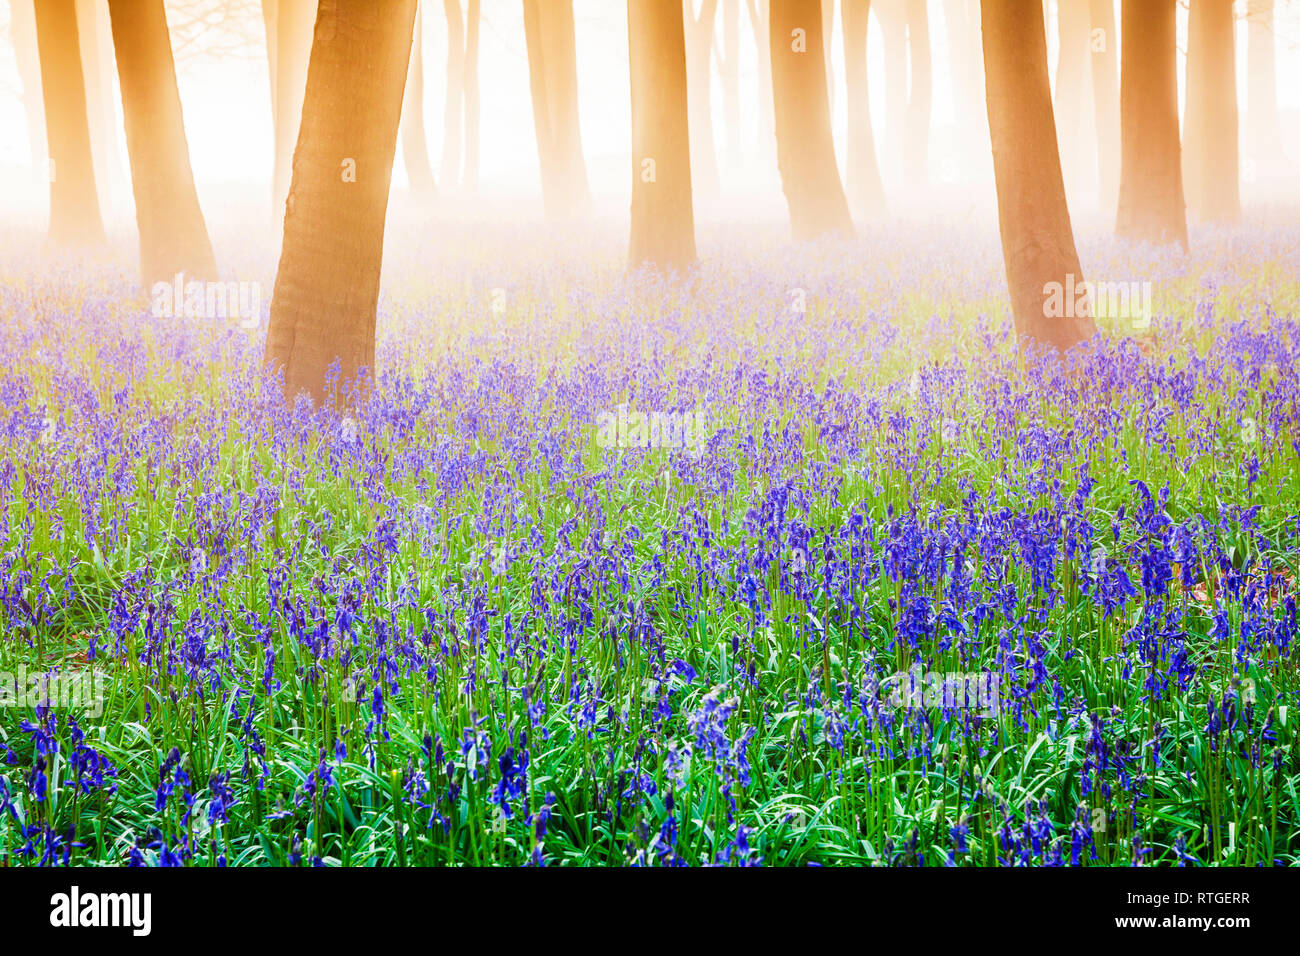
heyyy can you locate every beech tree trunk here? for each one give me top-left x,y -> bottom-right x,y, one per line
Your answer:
265,0 -> 416,405
109,0 -> 216,282
400,3 -> 437,199
627,0 -> 697,270
875,0 -> 905,185
770,0 -> 853,239
77,0 -> 126,220
1115,0 -> 1187,248
1089,0 -> 1120,218
684,0 -> 721,197
745,0 -> 775,167
943,0 -> 983,155
11,1 -> 48,190
902,0 -> 929,187
441,0 -> 464,188
720,0 -> 742,168
1246,0 -> 1281,178
524,0 -> 590,218
463,0 -> 480,191
1184,0 -> 1240,223
263,0 -> 317,226
35,0 -> 104,246
1054,0 -> 1093,202
842,0 -> 886,218
982,0 -> 1093,350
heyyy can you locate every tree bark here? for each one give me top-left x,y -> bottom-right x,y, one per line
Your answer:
400,2 -> 437,199
841,0 -> 885,218
265,0 -> 416,405
1115,0 -> 1187,248
1089,0 -> 1120,218
982,0 -> 1093,350
109,0 -> 216,282
627,0 -> 697,270
441,0 -> 464,189
1183,0 -> 1240,223
35,0 -> 104,246
263,0 -> 317,227
684,0 -> 721,197
1246,0 -> 1281,178
770,0 -> 853,239
524,0 -> 591,218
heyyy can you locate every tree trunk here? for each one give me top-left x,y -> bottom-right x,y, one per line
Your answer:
876,0 -> 905,185
400,2 -> 437,199
1115,0 -> 1187,248
265,0 -> 416,405
109,0 -> 216,282
720,0 -> 741,168
11,0 -> 49,190
943,0 -> 983,156
1246,0 -> 1281,179
902,0 -> 929,187
524,0 -> 591,218
982,0 -> 1093,350
463,0 -> 480,192
684,0 -> 721,197
35,0 -> 104,246
441,0 -> 464,189
77,0 -> 126,221
1054,0 -> 1093,203
1089,0 -> 1120,218
627,0 -> 696,270
841,0 -> 885,218
770,0 -> 853,239
745,0 -> 775,167
1184,0 -> 1240,223
263,0 -> 317,226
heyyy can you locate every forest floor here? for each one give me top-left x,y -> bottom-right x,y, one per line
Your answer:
0,211 -> 1297,865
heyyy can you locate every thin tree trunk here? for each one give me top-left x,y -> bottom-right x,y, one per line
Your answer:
77,0 -> 125,221
1184,0 -> 1240,223
684,0 -> 721,197
903,0 -> 929,187
746,0 -> 775,167
943,0 -> 982,153
1115,0 -> 1187,248
627,0 -> 696,270
1246,0 -> 1281,178
720,0 -> 741,168
770,0 -> 853,239
441,0 -> 464,189
463,0 -> 480,192
400,3 -> 437,199
12,0 -> 49,189
264,0 -> 316,226
524,0 -> 590,218
982,0 -> 1093,350
35,0 -> 104,246
876,0 -> 906,185
265,0 -> 416,405
1055,0 -> 1093,202
109,0 -> 216,282
1089,0 -> 1119,217
842,0 -> 885,218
